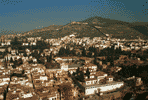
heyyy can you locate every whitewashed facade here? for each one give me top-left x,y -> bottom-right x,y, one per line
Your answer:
85,81 -> 124,95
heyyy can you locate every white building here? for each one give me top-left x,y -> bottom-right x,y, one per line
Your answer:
0,81 -> 9,86
60,63 -> 68,71
40,75 -> 48,81
69,34 -> 75,38
53,42 -> 60,46
84,81 -> 124,95
22,43 -> 29,46
19,92 -> 33,99
76,71 -> 124,96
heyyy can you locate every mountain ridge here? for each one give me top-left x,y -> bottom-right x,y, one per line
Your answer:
1,16 -> 148,40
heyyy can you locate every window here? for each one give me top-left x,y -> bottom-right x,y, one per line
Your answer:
52,98 -> 56,100
87,82 -> 90,85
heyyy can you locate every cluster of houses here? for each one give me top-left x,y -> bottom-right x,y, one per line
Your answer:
0,53 -> 125,100
0,61 -> 79,100
0,33 -> 147,99
1,33 -> 148,55
53,56 -> 125,96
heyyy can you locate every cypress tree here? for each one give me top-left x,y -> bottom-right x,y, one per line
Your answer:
86,68 -> 90,79
4,58 -> 6,63
76,67 -> 80,76
82,47 -> 86,57
10,57 -> 13,63
94,57 -> 97,65
79,71 -> 85,82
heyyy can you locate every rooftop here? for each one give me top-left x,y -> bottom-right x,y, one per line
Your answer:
83,63 -> 97,67
84,81 -> 124,88
84,78 -> 97,81
95,71 -> 107,76
68,64 -> 82,68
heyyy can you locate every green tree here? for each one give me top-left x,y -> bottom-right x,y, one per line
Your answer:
5,47 -> 8,53
71,49 -> 76,56
82,47 -> 86,57
68,71 -> 71,77
94,57 -> 97,65
89,46 -> 93,52
58,47 -> 65,56
76,67 -> 80,76
65,46 -> 70,56
14,60 -> 18,66
36,40 -> 47,52
94,48 -> 98,57
72,72 -> 75,76
87,51 -> 92,57
49,52 -> 52,62
46,52 -> 52,63
18,58 -> 23,65
12,65 -> 16,69
28,59 -> 33,64
97,64 -> 102,71
11,36 -> 22,49
10,57 -> 13,63
79,71 -> 85,82
53,73 -> 57,81
4,58 -> 6,63
32,50 -> 40,59
23,52 -> 27,57
22,69 -> 25,74
86,68 -> 90,78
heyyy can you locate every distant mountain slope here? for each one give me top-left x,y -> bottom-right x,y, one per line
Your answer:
2,16 -> 148,40
22,22 -> 106,39
128,22 -> 148,37
81,16 -> 148,40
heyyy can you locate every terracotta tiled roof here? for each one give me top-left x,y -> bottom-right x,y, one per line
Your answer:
95,71 -> 106,76
68,64 -> 82,68
45,62 -> 60,69
83,63 -> 97,67
79,57 -> 91,60
84,78 -> 97,81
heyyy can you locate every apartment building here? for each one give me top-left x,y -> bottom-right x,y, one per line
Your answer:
75,70 -> 124,95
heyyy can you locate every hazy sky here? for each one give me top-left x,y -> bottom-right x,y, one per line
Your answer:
0,0 -> 148,35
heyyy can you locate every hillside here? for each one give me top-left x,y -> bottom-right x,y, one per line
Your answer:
21,22 -> 106,39
81,16 -> 148,40
2,16 -> 148,40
